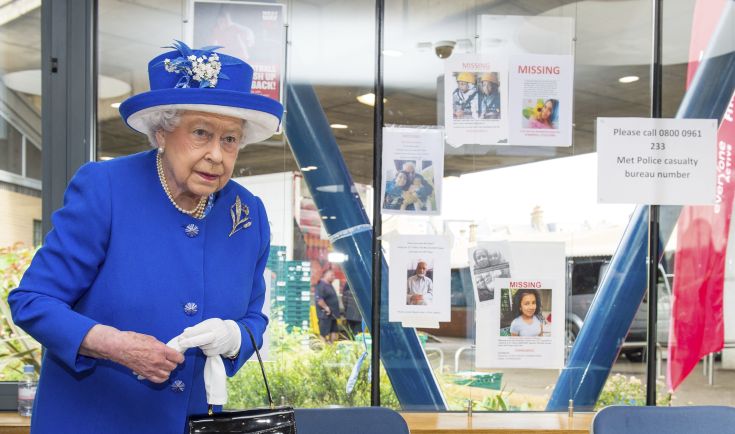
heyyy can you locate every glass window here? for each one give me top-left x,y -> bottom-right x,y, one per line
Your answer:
98,0 -> 380,410
26,140 -> 42,180
0,118 -> 22,175
32,219 -> 43,248
0,1 -> 43,401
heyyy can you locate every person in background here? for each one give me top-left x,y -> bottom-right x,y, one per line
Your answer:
8,41 -> 283,433
315,269 -> 341,343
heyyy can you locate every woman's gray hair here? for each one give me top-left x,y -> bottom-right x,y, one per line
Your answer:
138,108 -> 248,149
139,109 -> 182,148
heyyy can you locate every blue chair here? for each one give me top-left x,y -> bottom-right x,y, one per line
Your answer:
294,407 -> 409,434
592,405 -> 735,433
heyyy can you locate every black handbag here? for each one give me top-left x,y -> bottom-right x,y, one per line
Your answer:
187,325 -> 296,433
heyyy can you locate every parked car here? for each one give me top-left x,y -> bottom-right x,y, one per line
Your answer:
567,255 -> 672,362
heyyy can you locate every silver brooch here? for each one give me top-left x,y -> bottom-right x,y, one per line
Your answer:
229,195 -> 252,237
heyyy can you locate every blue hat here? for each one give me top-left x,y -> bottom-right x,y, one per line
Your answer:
119,41 -> 283,145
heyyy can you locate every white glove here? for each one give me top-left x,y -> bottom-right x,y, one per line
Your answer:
177,318 -> 241,358
167,332 -> 228,405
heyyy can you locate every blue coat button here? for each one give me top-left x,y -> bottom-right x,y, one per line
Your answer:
184,302 -> 198,316
171,380 -> 185,392
184,224 -> 199,238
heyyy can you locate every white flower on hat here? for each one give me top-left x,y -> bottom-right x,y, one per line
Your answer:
161,41 -> 225,89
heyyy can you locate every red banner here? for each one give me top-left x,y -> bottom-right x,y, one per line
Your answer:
668,0 -> 732,392
668,89 -> 735,391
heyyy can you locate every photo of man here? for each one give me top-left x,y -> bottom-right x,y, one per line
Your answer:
406,260 -> 433,306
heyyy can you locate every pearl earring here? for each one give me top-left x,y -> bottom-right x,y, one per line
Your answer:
158,146 -> 165,154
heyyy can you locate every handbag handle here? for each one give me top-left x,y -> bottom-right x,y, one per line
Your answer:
242,324 -> 275,409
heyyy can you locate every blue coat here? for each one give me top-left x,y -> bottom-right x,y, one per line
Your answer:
8,150 -> 270,433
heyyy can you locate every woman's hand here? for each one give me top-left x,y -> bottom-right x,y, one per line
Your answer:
177,318 -> 241,358
80,324 -> 184,383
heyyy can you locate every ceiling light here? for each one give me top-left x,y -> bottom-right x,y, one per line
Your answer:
356,93 -> 387,107
0,0 -> 40,27
618,75 -> 639,84
328,252 -> 348,263
99,156 -> 114,161
3,70 -> 132,98
110,102 -> 121,109
330,124 -> 348,129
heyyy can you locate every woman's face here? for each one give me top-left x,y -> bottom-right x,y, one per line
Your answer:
157,111 -> 244,200
541,101 -> 554,121
520,293 -> 537,318
395,172 -> 408,187
474,249 -> 491,268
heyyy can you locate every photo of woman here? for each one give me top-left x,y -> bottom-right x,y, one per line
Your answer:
522,98 -> 559,129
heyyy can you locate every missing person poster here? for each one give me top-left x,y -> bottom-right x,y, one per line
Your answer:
444,54 -> 509,147
388,235 -> 451,326
475,242 -> 565,369
191,0 -> 286,104
381,127 -> 443,215
508,54 -> 573,147
468,242 -> 512,305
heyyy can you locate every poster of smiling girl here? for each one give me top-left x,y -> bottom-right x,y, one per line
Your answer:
474,242 -> 565,369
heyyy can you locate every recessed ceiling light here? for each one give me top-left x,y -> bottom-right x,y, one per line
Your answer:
3,70 -> 131,98
356,93 -> 387,106
382,49 -> 403,57
110,102 -> 121,108
330,123 -> 348,129
618,75 -> 639,84
99,156 -> 114,161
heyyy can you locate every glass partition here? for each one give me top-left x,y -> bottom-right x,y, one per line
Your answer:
0,2 -> 43,385
382,0 -> 650,411
82,0 -> 735,414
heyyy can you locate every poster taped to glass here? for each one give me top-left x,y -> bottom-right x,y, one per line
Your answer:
190,0 -> 286,104
474,241 -> 566,369
388,235 -> 451,326
444,54 -> 509,147
468,242 -> 512,305
508,54 -> 573,147
381,127 -> 443,215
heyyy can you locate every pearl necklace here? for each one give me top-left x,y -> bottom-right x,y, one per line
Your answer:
156,152 -> 207,219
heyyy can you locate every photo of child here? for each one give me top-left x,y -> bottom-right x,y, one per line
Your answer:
521,98 -> 559,130
499,286 -> 552,337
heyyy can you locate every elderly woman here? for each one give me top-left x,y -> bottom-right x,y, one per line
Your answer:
8,41 -> 283,433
